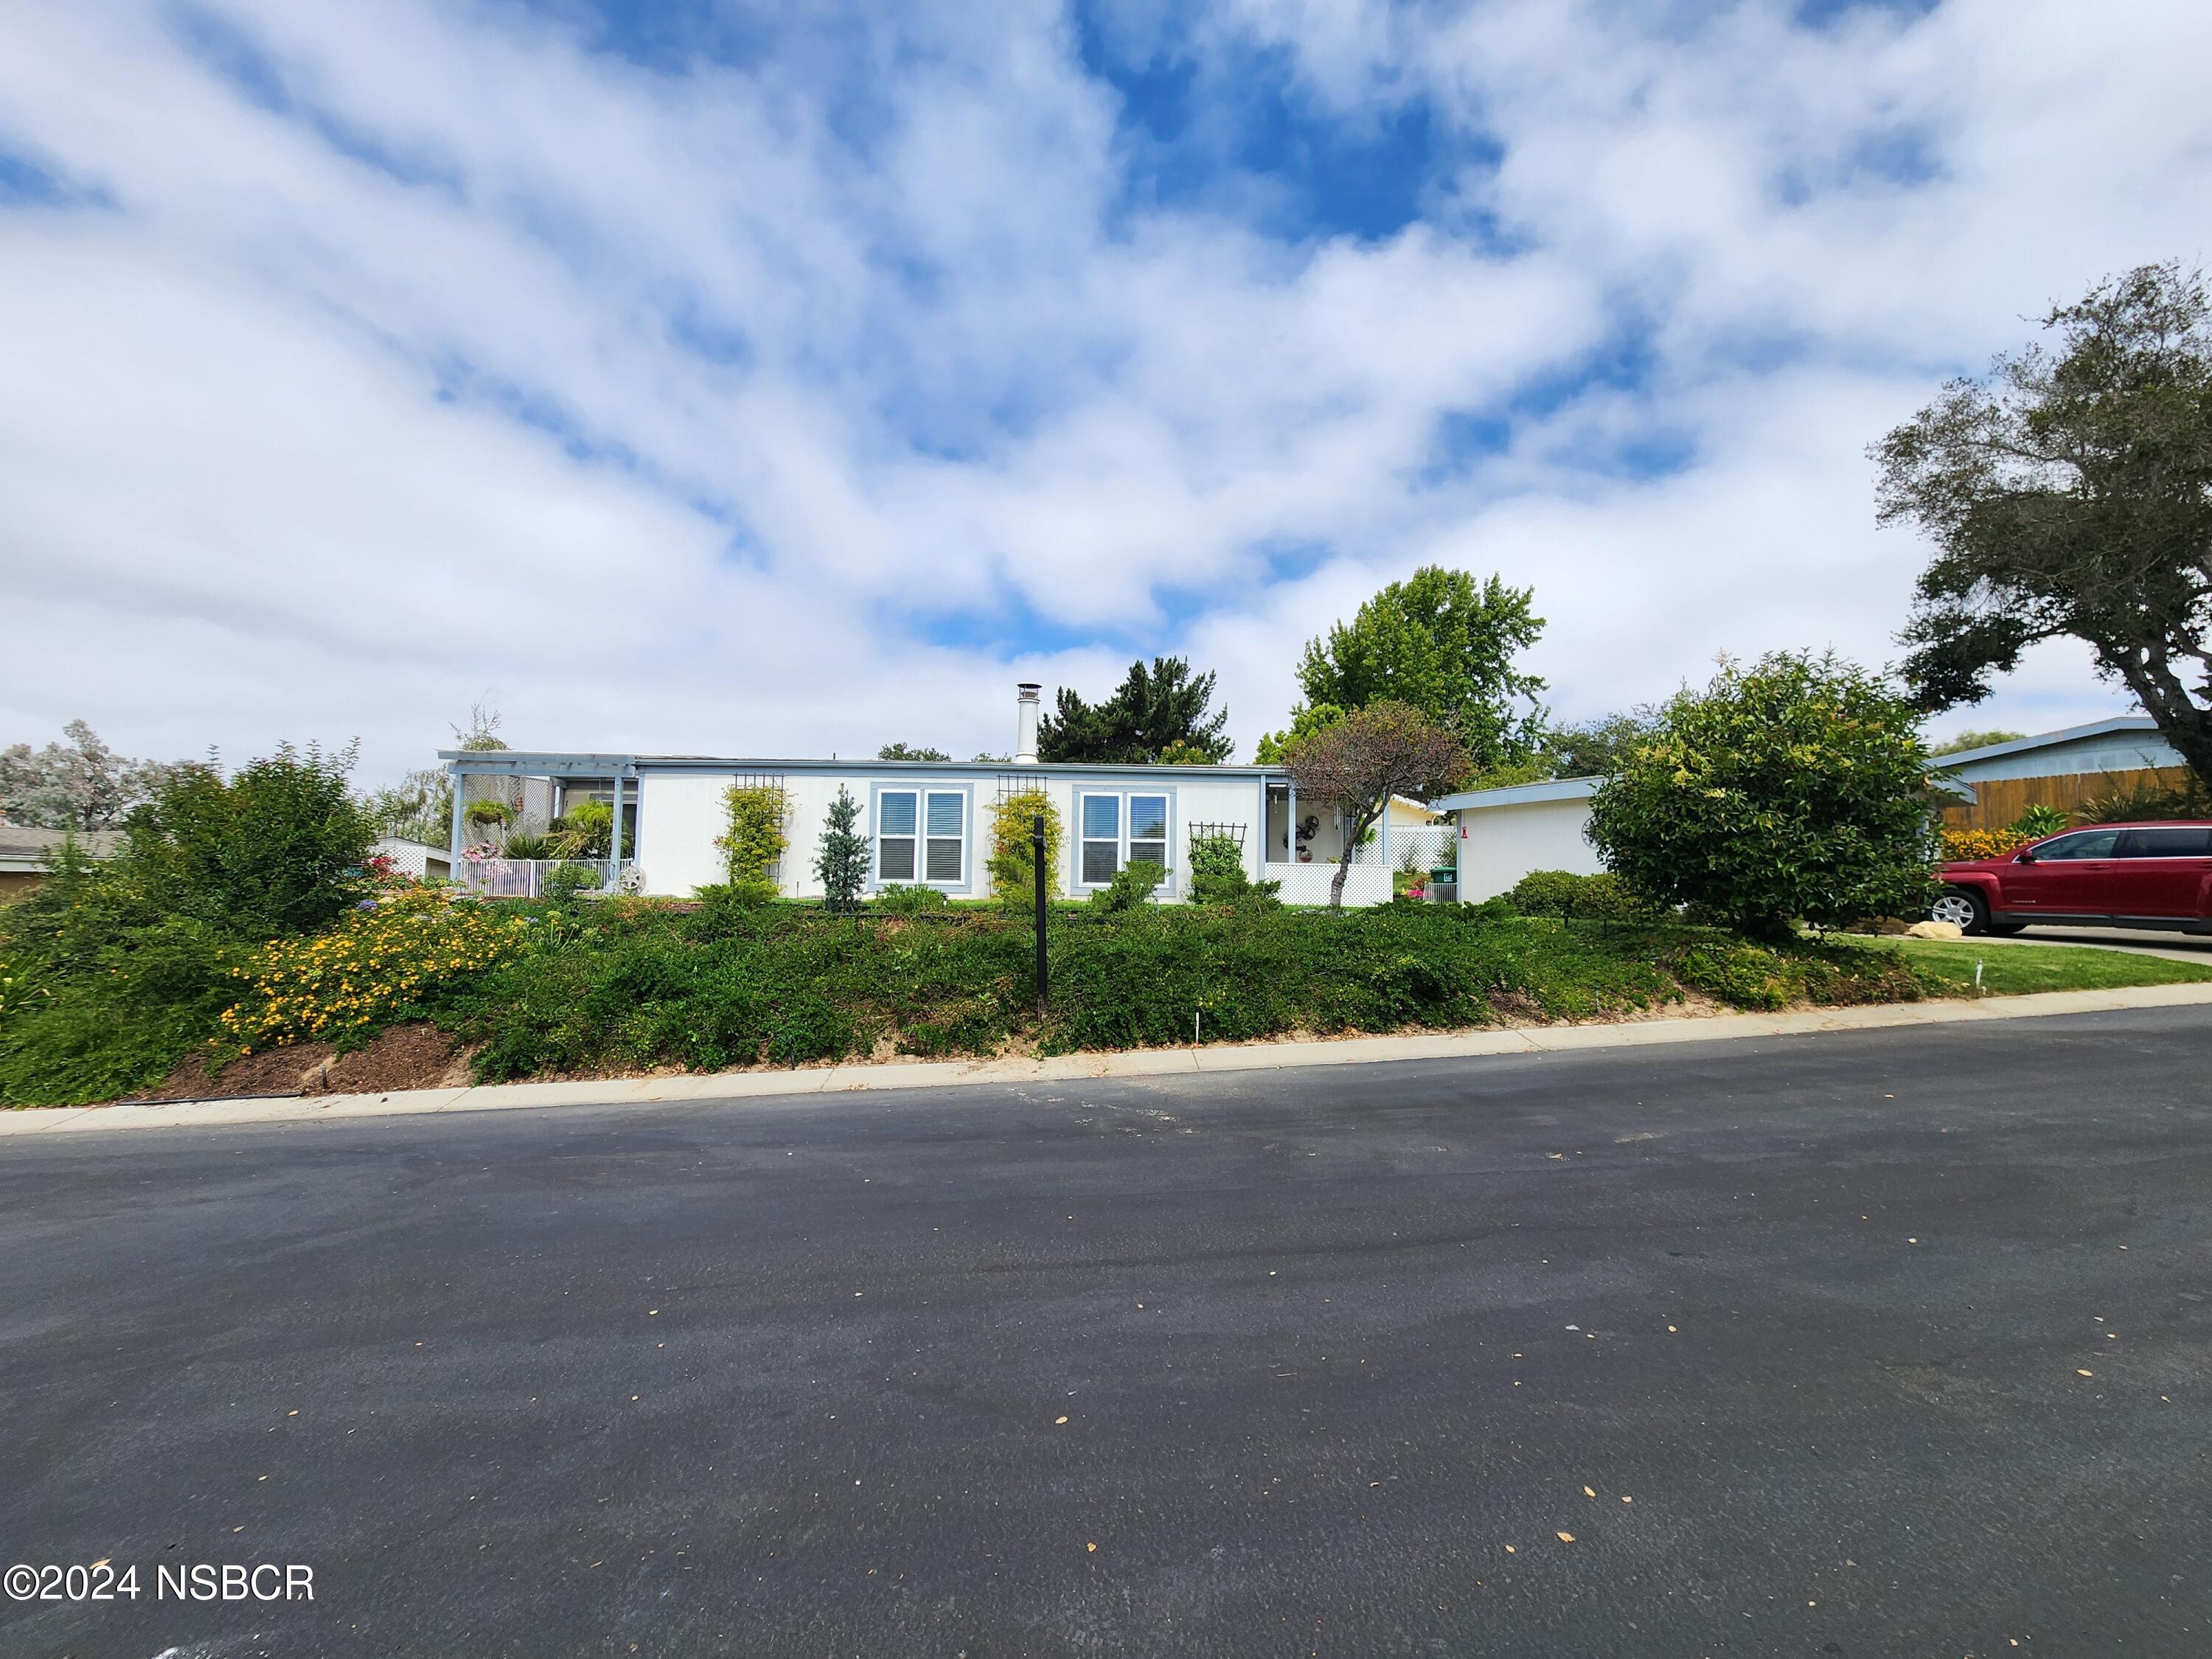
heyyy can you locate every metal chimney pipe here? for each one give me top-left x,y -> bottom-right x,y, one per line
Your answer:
1015,682 -> 1041,765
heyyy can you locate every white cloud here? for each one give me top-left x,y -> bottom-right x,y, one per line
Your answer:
0,0 -> 2205,782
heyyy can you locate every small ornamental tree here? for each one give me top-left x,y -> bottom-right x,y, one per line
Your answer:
1283,700 -> 1467,908
814,785 -> 869,913
987,787 -> 1062,907
1586,652 -> 1939,940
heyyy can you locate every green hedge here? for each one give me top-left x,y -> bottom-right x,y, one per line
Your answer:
11,888 -> 1969,1103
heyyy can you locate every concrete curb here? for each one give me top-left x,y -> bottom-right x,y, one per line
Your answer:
9,981 -> 2212,1139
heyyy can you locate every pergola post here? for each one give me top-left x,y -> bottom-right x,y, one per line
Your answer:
609,771 -> 625,876
447,764 -> 466,868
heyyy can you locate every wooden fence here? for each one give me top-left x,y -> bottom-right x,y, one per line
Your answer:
1939,766 -> 2200,831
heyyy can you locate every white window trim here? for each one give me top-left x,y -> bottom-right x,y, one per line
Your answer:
1073,787 -> 1175,893
871,783 -> 973,890
921,788 -> 967,886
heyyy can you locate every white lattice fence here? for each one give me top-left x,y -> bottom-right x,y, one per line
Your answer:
1265,863 -> 1392,907
1386,826 -> 1457,872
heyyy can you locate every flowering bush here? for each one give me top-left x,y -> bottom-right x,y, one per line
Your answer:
1939,827 -> 2029,862
219,887 -> 529,1049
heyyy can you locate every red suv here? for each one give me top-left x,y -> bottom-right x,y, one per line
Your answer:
1933,821 -> 2212,936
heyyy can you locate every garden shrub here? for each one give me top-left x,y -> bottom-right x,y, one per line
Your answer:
876,883 -> 947,914
1663,936 -> 1924,1012
1504,869 -> 1660,925
1088,860 -> 1165,913
1587,651 -> 1939,939
543,862 -> 603,903
1186,832 -> 1276,905
501,831 -> 554,860
220,887 -> 532,1050
0,846 -> 243,1105
1938,827 -> 2028,861
549,801 -> 613,859
2009,804 -> 2070,840
122,742 -> 379,938
717,785 -> 788,887
987,788 -> 1063,906
2075,773 -> 2211,824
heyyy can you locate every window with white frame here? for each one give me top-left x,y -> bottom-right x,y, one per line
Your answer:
924,790 -> 965,882
1077,790 -> 1171,886
878,788 -> 965,885
1079,794 -> 1119,885
1129,793 -> 1168,871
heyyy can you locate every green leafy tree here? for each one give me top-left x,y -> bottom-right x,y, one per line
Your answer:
1283,701 -> 1468,908
1253,703 -> 1343,765
1587,653 -> 1938,941
814,786 -> 869,912
877,742 -> 950,762
1927,728 -> 2025,757
1540,709 -> 1659,779
0,720 -> 184,830
1874,261 -> 2212,786
366,767 -> 452,844
121,742 -> 379,937
1289,567 -> 1545,776
1037,657 -> 1233,763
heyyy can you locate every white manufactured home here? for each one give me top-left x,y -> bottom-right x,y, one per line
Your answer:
1432,776 -> 1606,902
441,685 -> 1455,907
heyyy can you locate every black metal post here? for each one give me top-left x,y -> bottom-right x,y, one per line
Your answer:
1032,813 -> 1048,1018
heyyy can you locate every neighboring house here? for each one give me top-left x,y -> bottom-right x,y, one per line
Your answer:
0,826 -> 122,901
1934,717 -> 2193,830
1431,778 -> 1606,902
440,685 -> 1447,908
372,837 -> 453,883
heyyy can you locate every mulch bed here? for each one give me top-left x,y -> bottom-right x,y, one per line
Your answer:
310,1023 -> 472,1096
135,1024 -> 470,1102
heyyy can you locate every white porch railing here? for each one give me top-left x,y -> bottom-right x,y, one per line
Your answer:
456,858 -> 635,898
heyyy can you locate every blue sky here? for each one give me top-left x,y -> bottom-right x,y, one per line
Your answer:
2,0 -> 2208,779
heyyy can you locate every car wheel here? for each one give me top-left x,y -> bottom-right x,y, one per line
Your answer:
1930,888 -> 1987,934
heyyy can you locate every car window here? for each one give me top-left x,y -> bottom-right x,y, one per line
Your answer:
2119,826 -> 2212,858
2035,829 -> 2122,860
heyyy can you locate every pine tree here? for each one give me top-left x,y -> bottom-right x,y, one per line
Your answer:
814,785 -> 869,912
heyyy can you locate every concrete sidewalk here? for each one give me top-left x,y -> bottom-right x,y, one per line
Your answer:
10,978 -> 2212,1138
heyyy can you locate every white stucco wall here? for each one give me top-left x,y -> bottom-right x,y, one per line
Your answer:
630,767 -> 1294,902
1455,799 -> 1603,901
634,773 -> 736,898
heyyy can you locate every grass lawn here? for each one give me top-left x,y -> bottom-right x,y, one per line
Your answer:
1870,936 -> 2212,997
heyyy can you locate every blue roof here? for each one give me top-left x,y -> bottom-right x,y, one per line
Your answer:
1932,715 -> 2163,770
1433,776 -> 1604,813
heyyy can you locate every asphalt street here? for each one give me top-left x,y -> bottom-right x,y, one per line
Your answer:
4,1007 -> 2211,1658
